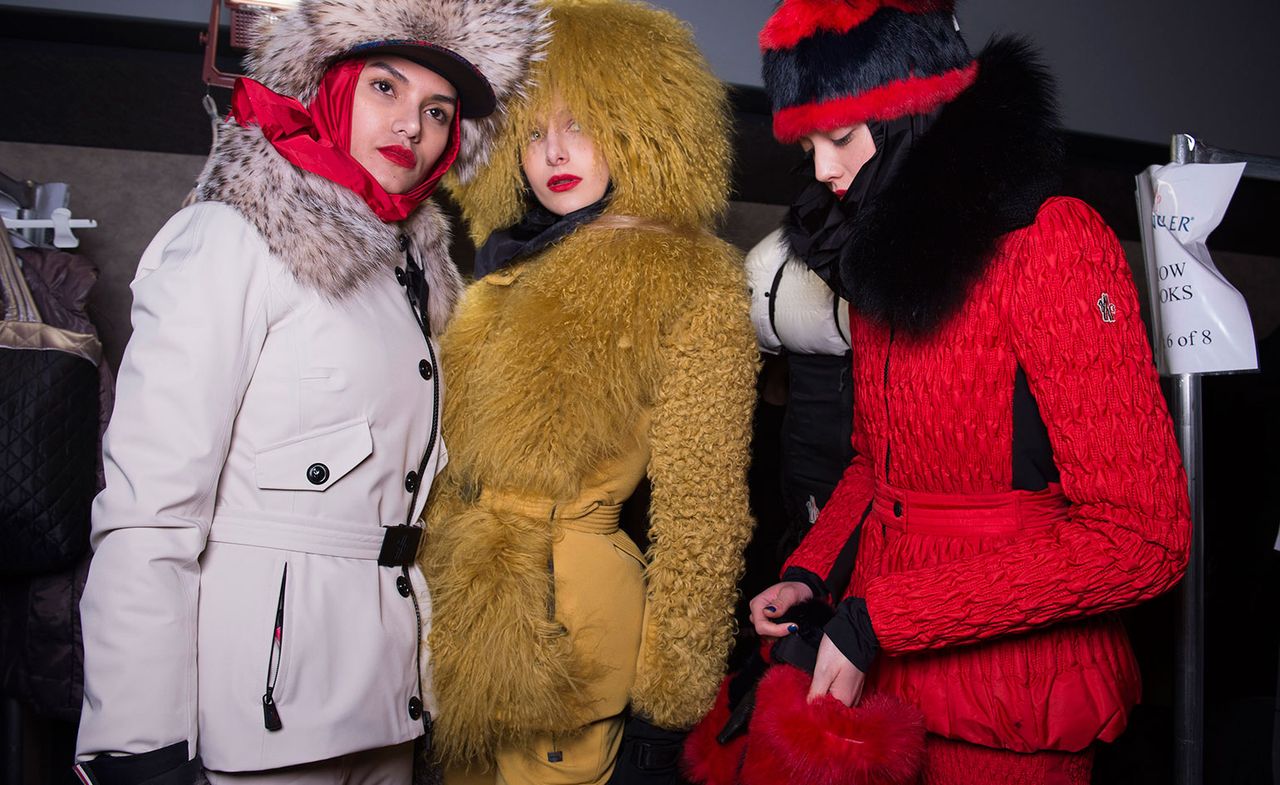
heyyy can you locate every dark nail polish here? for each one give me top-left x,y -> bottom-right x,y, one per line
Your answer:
787,624 -> 799,634
765,605 -> 776,613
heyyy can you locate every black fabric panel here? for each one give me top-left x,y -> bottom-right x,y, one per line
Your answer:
824,596 -> 880,671
763,9 -> 972,113
780,354 -> 854,502
778,352 -> 855,549
1011,363 -> 1060,491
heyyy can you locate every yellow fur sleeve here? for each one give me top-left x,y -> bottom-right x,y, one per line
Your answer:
631,261 -> 759,729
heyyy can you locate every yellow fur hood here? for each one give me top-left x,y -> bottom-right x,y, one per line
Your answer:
445,0 -> 733,242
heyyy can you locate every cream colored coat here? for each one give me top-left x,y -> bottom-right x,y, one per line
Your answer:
77,203 -> 446,771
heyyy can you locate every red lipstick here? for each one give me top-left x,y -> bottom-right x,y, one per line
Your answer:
834,188 -> 848,199
547,174 -> 582,193
378,146 -> 416,169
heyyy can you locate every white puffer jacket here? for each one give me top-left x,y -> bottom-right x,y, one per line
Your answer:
744,228 -> 850,356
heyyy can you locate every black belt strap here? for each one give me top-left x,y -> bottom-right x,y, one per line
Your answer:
378,525 -> 423,567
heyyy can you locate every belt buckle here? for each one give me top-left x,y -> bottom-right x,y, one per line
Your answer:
378,525 -> 423,567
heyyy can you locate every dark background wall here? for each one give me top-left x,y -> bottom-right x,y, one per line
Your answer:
6,0 -> 1280,156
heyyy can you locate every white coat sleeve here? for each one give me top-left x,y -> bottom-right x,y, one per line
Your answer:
76,203 -> 273,762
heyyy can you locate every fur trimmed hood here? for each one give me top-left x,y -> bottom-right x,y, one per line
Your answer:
248,0 -> 550,184
195,0 -> 547,312
446,0 -> 734,244
836,37 -> 1064,334
196,126 -> 461,328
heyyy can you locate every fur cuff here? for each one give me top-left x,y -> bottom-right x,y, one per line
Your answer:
423,506 -> 598,764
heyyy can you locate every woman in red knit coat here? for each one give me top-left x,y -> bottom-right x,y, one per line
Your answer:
747,2 -> 1192,782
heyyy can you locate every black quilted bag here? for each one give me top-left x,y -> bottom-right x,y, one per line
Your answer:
0,233 -> 99,576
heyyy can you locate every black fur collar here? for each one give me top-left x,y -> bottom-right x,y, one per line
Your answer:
839,37 -> 1064,334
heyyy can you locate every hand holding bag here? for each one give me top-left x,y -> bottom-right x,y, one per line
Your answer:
683,519 -> 925,785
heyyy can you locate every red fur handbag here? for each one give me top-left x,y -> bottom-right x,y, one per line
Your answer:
684,664 -> 925,785
683,617 -> 925,785
687,521 -> 926,785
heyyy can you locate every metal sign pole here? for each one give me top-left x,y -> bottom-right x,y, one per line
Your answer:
1172,371 -> 1204,785
1161,133 -> 1280,785
1169,133 -> 1204,785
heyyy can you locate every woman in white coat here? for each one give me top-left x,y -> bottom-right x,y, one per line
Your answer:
73,2 -> 546,784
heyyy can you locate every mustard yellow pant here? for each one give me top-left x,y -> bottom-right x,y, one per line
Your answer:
447,514 -> 647,785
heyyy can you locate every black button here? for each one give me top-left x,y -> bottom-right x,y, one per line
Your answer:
396,575 -> 412,597
893,500 -> 904,517
405,471 -> 419,493
408,696 -> 423,720
395,267 -> 406,285
418,359 -> 433,380
306,463 -> 330,485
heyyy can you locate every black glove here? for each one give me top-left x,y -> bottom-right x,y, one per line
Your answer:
780,566 -> 831,604
823,596 -> 880,672
73,742 -> 202,785
608,713 -> 687,785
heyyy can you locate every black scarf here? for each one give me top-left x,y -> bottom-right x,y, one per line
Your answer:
834,39 -> 1064,334
474,197 -> 609,278
782,112 -> 937,299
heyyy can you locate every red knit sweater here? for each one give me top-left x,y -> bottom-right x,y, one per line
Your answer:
785,197 -> 1191,751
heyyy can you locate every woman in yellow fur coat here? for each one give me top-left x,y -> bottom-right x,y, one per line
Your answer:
420,1 -> 757,784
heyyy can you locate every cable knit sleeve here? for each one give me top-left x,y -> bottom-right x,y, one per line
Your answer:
630,254 -> 758,730
863,197 -> 1191,653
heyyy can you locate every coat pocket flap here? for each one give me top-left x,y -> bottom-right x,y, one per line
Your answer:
255,418 -> 372,491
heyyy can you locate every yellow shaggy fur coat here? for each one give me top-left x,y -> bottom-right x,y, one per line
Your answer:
421,0 -> 758,765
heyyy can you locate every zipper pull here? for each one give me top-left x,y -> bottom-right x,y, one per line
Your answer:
263,690 -> 283,731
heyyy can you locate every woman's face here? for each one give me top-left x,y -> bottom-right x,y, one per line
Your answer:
799,124 -> 876,199
522,102 -> 610,216
350,56 -> 457,195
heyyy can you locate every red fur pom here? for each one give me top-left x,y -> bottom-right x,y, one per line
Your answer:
683,678 -> 747,785
760,0 -> 952,51
741,665 -> 926,785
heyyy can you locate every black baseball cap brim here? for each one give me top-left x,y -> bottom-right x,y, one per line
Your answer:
344,39 -> 497,118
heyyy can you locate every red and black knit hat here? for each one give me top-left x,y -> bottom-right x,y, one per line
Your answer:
760,0 -> 978,142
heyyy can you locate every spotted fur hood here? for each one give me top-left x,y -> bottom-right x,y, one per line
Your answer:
195,0 -> 548,318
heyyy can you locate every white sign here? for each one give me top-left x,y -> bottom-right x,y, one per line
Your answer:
1136,162 -> 1256,376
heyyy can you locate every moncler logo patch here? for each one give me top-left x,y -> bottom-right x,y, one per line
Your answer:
1097,293 -> 1117,324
